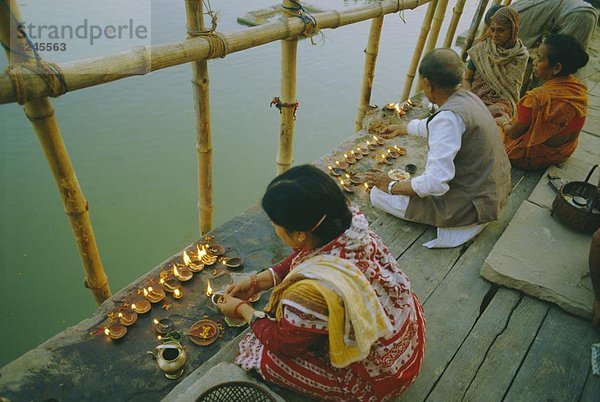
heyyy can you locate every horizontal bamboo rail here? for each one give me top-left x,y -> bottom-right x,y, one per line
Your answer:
0,0 -> 432,105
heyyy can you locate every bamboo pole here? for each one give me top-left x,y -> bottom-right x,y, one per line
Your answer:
502,0 -> 512,5
415,0 -> 449,93
184,0 -> 213,234
354,15 -> 384,132
401,0 -> 438,102
460,0 -> 490,61
276,0 -> 299,174
442,0 -> 467,48
0,0 -> 111,304
0,0 -> 433,105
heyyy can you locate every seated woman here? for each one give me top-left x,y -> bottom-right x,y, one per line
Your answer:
218,165 -> 425,402
463,6 -> 529,117
496,34 -> 589,170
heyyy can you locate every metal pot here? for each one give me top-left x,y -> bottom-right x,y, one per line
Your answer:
551,164 -> 600,233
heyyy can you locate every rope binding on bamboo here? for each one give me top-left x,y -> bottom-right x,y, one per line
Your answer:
1,5 -> 68,104
282,0 -> 319,44
186,0 -> 228,58
270,96 -> 299,119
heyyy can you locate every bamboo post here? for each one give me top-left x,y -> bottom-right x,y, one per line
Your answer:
184,0 -> 213,234
442,0 -> 467,48
275,0 -> 299,174
502,0 -> 512,5
460,0 -> 490,61
401,0 -> 438,102
415,0 -> 449,93
354,15 -> 384,132
0,0 -> 111,304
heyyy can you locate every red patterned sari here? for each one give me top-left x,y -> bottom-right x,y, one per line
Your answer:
235,208 -> 426,401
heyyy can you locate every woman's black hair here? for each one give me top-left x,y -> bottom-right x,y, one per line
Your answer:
261,164 -> 352,244
543,34 -> 589,76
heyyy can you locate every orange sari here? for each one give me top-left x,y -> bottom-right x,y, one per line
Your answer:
502,75 -> 588,170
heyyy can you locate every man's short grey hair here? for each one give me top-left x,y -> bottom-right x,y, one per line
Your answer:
418,48 -> 465,90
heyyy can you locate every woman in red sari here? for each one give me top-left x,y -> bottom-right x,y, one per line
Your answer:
496,34 -> 589,170
218,165 -> 425,401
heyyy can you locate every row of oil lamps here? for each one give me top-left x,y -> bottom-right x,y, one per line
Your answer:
102,240 -> 234,341
384,98 -> 415,116
327,134 -> 407,194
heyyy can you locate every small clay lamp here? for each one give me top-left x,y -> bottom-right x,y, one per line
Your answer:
366,140 -> 377,151
335,160 -> 349,170
357,146 -> 370,156
183,250 -> 204,272
344,153 -> 356,165
394,145 -> 407,156
350,150 -> 362,160
207,244 -> 225,257
347,173 -> 365,185
131,299 -> 151,314
144,286 -> 166,304
384,102 -> 396,111
173,288 -> 183,300
118,311 -> 138,326
379,153 -> 393,165
363,182 -> 373,192
153,318 -> 175,335
406,98 -> 414,108
172,264 -> 193,282
160,277 -> 180,293
372,135 -> 385,145
197,245 -> 218,266
328,165 -> 344,177
387,148 -> 399,159
340,179 -> 354,193
223,257 -> 244,268
104,323 -> 127,340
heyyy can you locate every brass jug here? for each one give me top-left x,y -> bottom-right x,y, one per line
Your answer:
148,341 -> 187,379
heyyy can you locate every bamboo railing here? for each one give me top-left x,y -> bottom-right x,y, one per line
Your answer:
185,0 -> 214,234
461,0 -> 490,61
0,0 -> 111,304
1,0 -> 472,303
401,0 -> 438,102
415,0 -> 449,93
442,0 -> 467,48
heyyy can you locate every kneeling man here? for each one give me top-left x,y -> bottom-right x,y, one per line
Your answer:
366,48 -> 511,248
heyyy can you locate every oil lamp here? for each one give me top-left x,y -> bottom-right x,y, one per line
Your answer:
183,250 -> 204,272
104,323 -> 127,340
131,300 -> 151,314
173,264 -> 193,282
173,288 -> 183,299
118,311 -> 138,326
350,149 -> 363,160
366,140 -> 377,150
144,286 -> 166,304
328,165 -> 343,177
344,153 -> 356,164
153,318 -> 174,335
357,146 -> 369,156
373,135 -> 385,145
339,179 -> 354,193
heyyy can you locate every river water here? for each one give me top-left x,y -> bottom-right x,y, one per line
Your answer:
0,0 -> 477,366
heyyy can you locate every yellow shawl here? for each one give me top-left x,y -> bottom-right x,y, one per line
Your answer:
265,255 -> 393,368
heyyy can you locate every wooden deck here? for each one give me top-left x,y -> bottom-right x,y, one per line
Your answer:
1,92 -> 599,401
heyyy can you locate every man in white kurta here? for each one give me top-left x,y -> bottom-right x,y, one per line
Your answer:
366,48 -> 511,248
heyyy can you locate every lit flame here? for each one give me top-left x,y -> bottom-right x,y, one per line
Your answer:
157,335 -> 162,341
206,280 -> 213,296
328,165 -> 333,170
364,183 -> 369,189
148,286 -> 153,293
344,153 -> 348,159
381,153 -> 386,159
373,135 -> 379,142
131,303 -> 137,310
104,328 -> 110,336
394,103 -> 402,113
407,98 -> 413,106
183,251 -> 192,266
196,244 -> 206,258
335,160 -> 341,166
356,147 -> 361,152
153,318 -> 159,325
159,278 -> 164,284
143,288 -> 149,297
340,179 -> 345,186
118,312 -> 123,318
173,264 -> 180,277
350,150 -> 356,156
366,140 -> 371,146
174,288 -> 182,298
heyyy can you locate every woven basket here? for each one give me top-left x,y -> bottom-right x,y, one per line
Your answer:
552,164 -> 600,233
196,381 -> 276,402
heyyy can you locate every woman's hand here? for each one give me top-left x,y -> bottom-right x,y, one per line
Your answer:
495,113 -> 510,128
365,170 -> 393,193
225,277 -> 256,300
381,123 -> 407,139
217,293 -> 250,318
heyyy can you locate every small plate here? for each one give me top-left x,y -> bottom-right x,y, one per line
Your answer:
388,168 -> 411,181
224,316 -> 247,328
223,257 -> 244,268
187,319 -> 220,346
